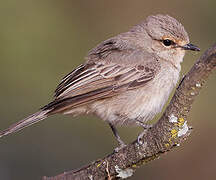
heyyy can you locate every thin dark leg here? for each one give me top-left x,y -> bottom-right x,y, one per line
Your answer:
109,123 -> 126,152
136,120 -> 153,129
136,120 -> 153,145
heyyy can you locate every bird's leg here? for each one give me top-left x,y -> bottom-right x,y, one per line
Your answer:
109,123 -> 126,152
136,120 -> 152,145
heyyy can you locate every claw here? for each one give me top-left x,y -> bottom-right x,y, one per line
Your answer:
136,120 -> 152,145
136,120 -> 153,129
114,143 -> 127,152
137,130 -> 146,145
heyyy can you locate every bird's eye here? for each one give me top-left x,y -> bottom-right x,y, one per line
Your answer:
162,39 -> 174,46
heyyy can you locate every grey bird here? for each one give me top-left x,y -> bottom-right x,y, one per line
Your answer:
0,14 -> 200,150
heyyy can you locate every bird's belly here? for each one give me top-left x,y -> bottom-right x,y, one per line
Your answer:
125,84 -> 172,123
92,68 -> 179,126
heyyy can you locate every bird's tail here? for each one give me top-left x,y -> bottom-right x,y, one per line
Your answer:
0,110 -> 50,138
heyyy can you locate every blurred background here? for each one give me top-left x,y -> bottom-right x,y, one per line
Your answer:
0,0 -> 215,179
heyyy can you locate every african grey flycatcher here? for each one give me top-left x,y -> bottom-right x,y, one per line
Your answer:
0,14 -> 200,151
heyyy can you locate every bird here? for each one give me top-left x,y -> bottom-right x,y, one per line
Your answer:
0,14 -> 200,151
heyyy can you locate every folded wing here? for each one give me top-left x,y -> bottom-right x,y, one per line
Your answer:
43,48 -> 160,114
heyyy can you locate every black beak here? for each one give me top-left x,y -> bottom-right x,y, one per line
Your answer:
182,43 -> 200,51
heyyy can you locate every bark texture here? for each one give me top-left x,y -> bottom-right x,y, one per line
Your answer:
43,43 -> 216,180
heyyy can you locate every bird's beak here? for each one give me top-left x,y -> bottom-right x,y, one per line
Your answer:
182,43 -> 200,51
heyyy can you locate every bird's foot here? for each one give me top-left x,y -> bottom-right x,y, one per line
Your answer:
114,142 -> 127,153
136,120 -> 153,129
109,123 -> 127,152
137,130 -> 148,145
136,121 -> 152,145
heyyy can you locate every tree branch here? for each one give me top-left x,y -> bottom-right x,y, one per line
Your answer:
42,43 -> 216,180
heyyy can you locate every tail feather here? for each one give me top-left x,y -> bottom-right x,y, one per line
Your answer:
0,110 -> 50,138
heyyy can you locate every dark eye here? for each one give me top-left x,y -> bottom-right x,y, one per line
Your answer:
162,39 -> 174,46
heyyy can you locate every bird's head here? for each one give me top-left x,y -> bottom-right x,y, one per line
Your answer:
130,14 -> 200,66
145,14 -> 200,63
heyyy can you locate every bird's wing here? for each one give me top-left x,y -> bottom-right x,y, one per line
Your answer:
43,44 -> 160,114
54,62 -> 155,99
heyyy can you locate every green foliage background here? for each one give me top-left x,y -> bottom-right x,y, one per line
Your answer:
0,0 -> 215,179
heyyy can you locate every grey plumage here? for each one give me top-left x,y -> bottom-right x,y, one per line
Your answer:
0,14 -> 199,149
0,110 -> 49,138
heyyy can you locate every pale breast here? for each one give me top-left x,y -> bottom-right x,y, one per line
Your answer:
91,62 -> 180,126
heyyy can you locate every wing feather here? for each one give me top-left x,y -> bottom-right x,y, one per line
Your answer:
43,47 -> 160,114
